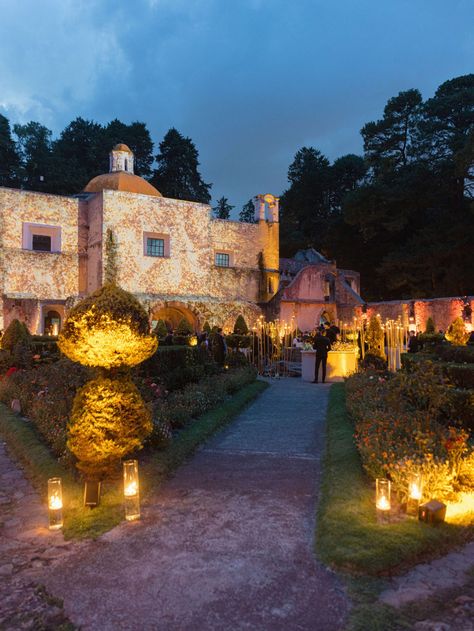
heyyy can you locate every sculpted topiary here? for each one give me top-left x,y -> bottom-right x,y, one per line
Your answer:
154,319 -> 168,338
2,319 -> 32,353
68,375 -> 152,479
59,281 -> 157,487
366,315 -> 386,360
58,283 -> 157,368
233,315 -> 249,335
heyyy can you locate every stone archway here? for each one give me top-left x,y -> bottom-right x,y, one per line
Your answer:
151,302 -> 199,332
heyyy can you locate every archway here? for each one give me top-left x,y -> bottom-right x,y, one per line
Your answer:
44,310 -> 61,336
151,304 -> 198,333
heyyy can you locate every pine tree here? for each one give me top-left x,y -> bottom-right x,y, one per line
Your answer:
239,199 -> 255,222
212,196 -> 234,219
0,114 -> 20,187
366,316 -> 386,359
151,128 -> 211,203
425,317 -> 436,334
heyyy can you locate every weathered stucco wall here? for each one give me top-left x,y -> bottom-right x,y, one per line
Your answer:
0,188 -> 81,330
97,191 -> 268,305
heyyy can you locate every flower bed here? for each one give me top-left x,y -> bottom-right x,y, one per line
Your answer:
0,351 -> 257,467
345,363 -> 474,512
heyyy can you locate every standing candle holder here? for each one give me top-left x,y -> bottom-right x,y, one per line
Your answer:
406,473 -> 423,517
376,478 -> 391,523
123,459 -> 140,521
48,477 -> 63,530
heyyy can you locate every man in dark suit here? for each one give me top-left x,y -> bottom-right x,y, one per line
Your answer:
312,327 -> 332,383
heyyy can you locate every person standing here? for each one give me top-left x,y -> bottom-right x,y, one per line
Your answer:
312,327 -> 332,383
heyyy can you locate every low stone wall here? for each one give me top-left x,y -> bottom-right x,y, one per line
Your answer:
357,296 -> 474,332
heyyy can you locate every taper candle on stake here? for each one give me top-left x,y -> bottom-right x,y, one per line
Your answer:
48,477 -> 63,530
123,459 -> 140,521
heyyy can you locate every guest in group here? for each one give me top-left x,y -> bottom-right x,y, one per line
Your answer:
312,326 -> 332,383
164,329 -> 173,346
408,330 -> 419,353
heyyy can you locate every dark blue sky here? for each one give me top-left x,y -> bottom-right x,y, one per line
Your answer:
1,0 -> 473,213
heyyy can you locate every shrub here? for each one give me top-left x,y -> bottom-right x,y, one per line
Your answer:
359,353 -> 387,371
68,374 -> 152,479
225,334 -> 251,349
1,319 -> 32,352
436,343 -> 474,364
417,333 -> 446,349
366,316 -> 385,359
175,318 -> 193,335
425,317 -> 436,334
445,317 -> 470,346
233,315 -> 249,335
154,319 -> 168,338
202,321 -> 211,334
226,350 -> 249,368
446,364 -> 474,389
59,283 -> 157,368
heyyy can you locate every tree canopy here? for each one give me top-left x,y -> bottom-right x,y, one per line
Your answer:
151,128 -> 211,203
213,196 -> 233,219
239,198 -> 255,222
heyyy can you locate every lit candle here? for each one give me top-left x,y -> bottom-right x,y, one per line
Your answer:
123,460 -> 140,521
409,482 -> 422,501
376,478 -> 391,516
48,478 -> 63,530
376,495 -> 390,511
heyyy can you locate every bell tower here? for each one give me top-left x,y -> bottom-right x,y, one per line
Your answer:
253,194 -> 280,302
109,143 -> 134,174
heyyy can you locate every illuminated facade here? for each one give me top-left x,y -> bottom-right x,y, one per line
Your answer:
0,144 -> 280,334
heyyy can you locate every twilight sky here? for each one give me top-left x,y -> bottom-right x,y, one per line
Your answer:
1,0 -> 473,212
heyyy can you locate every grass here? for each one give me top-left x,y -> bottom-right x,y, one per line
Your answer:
316,383 -> 472,577
0,379 -> 268,539
316,383 -> 474,631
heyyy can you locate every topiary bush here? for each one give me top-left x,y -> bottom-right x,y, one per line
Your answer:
202,321 -> 211,334
68,374 -> 152,479
425,317 -> 436,334
1,319 -> 32,353
154,319 -> 168,338
366,316 -> 385,359
58,283 -> 157,368
445,317 -> 470,346
233,315 -> 249,335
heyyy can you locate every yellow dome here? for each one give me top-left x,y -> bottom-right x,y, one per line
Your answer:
113,143 -> 131,152
84,172 -> 162,197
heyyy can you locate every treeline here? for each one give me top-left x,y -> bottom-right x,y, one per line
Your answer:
280,74 -> 474,300
0,119 -> 211,203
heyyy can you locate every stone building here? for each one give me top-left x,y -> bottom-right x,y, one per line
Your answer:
0,144 -> 280,334
269,248 -> 364,331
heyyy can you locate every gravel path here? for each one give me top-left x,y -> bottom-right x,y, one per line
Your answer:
37,378 -> 349,630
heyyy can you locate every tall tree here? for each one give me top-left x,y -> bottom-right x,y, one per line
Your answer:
14,121 -> 52,191
279,147 -> 331,255
239,198 -> 255,222
49,117 -> 103,194
212,196 -> 233,219
151,128 -> 211,203
361,89 -> 423,172
0,114 -> 20,187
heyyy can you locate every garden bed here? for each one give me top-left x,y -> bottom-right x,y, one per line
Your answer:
0,379 -> 268,539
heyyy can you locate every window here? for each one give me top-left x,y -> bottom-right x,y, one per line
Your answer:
146,237 -> 165,257
215,252 -> 230,267
23,223 -> 61,253
32,234 -> 52,252
143,232 -> 170,258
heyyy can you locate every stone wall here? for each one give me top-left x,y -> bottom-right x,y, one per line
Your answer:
358,296 -> 474,332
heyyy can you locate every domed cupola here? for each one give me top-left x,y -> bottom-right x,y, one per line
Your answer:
83,143 -> 162,197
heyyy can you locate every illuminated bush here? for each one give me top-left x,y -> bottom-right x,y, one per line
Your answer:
366,315 -> 386,360
445,317 -> 470,346
58,283 -> 157,368
67,374 -> 152,479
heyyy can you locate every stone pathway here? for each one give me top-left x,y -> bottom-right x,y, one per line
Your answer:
34,378 -> 348,630
380,541 -> 474,630
0,441 -> 79,630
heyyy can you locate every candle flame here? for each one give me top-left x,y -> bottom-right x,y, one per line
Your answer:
377,496 -> 390,511
409,483 -> 422,501
49,494 -> 62,510
124,481 -> 138,497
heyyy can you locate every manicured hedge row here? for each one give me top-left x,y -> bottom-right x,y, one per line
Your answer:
141,345 -> 217,390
